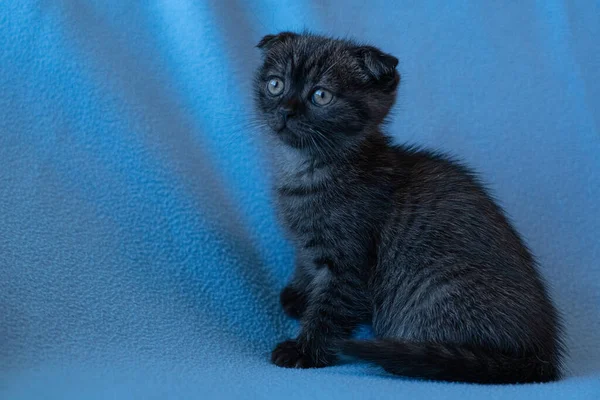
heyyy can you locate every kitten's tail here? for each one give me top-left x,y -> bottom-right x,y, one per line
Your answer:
340,339 -> 560,384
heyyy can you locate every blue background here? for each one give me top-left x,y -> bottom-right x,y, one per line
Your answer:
1,1 -> 599,399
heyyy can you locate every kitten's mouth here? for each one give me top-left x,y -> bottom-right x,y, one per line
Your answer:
272,120 -> 293,136
274,125 -> 305,149
272,119 -> 287,133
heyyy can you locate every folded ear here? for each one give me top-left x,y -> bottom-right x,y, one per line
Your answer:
355,46 -> 399,86
256,32 -> 298,52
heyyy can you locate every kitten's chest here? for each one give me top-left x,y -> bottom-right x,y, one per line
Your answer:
272,156 -> 341,237
274,171 -> 336,224
276,189 -> 344,247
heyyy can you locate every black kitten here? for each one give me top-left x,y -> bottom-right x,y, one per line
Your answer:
254,32 -> 563,383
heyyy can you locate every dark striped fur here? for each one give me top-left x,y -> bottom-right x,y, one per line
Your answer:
254,32 -> 563,384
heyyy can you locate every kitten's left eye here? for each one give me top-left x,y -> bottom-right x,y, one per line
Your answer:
267,77 -> 284,96
312,88 -> 333,106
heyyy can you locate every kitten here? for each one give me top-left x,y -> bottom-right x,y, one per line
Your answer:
254,32 -> 563,383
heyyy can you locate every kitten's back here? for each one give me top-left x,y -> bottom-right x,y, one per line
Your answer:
349,144 -> 563,383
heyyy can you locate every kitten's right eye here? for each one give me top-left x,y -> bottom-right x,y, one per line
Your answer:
267,77 -> 284,96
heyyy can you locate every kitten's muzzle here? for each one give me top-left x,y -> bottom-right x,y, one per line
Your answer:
278,97 -> 300,120
278,105 -> 296,120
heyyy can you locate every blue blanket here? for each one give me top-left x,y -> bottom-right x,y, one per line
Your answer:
1,1 -> 599,399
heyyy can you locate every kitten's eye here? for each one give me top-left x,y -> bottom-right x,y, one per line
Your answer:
312,88 -> 333,106
267,78 -> 284,96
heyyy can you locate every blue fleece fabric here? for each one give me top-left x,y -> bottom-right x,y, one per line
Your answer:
1,1 -> 599,399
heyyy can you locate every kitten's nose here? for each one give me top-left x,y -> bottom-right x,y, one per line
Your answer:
278,106 -> 296,120
278,99 -> 298,120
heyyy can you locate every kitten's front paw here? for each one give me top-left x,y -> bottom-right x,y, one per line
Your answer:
280,286 -> 307,319
271,340 -> 333,369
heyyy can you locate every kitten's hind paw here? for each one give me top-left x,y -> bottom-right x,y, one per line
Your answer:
280,286 -> 307,319
271,340 -> 331,369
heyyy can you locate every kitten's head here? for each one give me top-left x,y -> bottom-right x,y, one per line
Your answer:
254,32 -> 400,156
